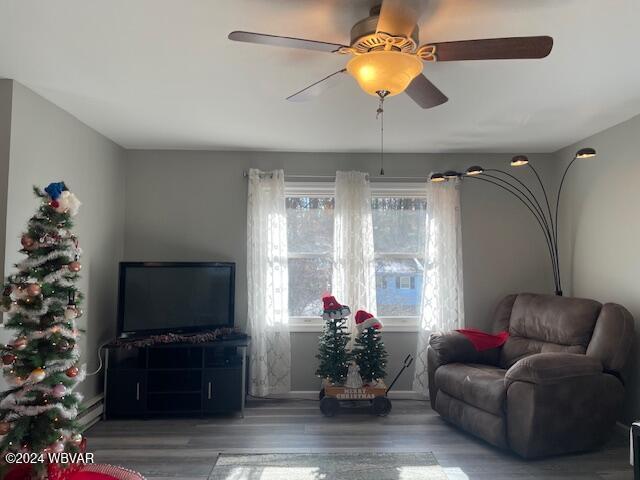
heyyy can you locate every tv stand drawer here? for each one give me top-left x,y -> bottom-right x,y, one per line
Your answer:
202,367 -> 243,413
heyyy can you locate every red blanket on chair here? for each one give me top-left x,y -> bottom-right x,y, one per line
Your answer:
455,328 -> 509,352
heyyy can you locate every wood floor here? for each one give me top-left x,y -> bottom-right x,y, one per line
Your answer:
85,399 -> 632,480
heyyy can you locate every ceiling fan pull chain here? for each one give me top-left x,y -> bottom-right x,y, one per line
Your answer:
377,94 -> 385,175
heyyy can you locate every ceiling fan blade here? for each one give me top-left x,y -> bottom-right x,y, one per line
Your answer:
228,31 -> 346,53
376,0 -> 422,38
287,69 -> 347,102
405,74 -> 448,109
426,36 -> 553,61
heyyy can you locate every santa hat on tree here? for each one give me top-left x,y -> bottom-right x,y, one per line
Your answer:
355,310 -> 383,333
322,294 -> 351,319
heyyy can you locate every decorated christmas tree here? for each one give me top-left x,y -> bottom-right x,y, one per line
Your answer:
315,295 -> 351,385
0,182 -> 84,478
352,310 -> 387,384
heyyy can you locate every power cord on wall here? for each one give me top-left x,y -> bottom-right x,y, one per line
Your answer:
85,340 -> 111,376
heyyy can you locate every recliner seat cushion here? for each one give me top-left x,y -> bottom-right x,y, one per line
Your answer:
436,391 -> 508,449
434,363 -> 507,416
501,293 -> 602,368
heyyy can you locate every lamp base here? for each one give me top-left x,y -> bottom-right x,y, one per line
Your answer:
555,290 -> 563,296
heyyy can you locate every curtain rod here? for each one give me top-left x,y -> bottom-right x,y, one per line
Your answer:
242,171 -> 428,181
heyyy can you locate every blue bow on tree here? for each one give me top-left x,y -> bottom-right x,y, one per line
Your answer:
44,182 -> 67,200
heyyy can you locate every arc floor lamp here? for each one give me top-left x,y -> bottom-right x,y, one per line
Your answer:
430,148 -> 597,296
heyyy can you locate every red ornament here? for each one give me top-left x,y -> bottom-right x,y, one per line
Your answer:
2,353 -> 16,365
66,366 -> 79,378
0,421 -> 10,434
68,261 -> 82,273
49,200 -> 60,208
13,337 -> 28,351
20,235 -> 35,250
26,283 -> 41,297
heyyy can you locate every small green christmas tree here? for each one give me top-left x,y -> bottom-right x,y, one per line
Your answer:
316,295 -> 351,385
316,318 -> 351,384
353,311 -> 387,384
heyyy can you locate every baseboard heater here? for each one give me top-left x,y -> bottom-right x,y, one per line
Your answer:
78,394 -> 104,431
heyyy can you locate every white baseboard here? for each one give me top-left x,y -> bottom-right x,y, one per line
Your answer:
78,393 -> 104,431
387,390 -> 427,400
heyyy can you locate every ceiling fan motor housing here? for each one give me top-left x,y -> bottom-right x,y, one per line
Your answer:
349,11 -> 419,54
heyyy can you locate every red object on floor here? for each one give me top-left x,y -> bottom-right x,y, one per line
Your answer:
3,462 -> 81,480
69,464 -> 146,479
48,462 -> 83,480
4,464 -> 31,480
455,328 -> 509,351
4,463 -> 145,480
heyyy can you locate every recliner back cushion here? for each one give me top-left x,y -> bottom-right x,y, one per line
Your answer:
500,293 -> 602,369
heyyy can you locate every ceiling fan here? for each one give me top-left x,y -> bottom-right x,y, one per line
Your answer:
228,0 -> 553,108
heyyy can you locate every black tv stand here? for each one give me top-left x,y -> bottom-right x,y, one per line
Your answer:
104,338 -> 249,419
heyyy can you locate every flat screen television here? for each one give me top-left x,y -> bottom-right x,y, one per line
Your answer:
117,262 -> 235,337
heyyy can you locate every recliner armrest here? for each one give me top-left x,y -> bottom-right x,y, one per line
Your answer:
428,331 -> 501,366
505,352 -> 602,388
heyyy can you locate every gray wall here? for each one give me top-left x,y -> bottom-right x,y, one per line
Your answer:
124,150 -> 555,390
0,80 -> 12,278
555,113 -> 640,424
0,82 -> 126,399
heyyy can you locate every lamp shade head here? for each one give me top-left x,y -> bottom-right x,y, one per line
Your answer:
346,51 -> 423,97
429,173 -> 446,183
511,155 -> 529,167
466,165 -> 484,176
575,147 -> 596,159
443,170 -> 459,179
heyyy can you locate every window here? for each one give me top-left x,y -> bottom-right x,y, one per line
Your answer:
286,182 -> 426,331
372,190 -> 426,322
285,184 -> 335,320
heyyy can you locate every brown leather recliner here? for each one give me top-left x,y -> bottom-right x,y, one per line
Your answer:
427,293 -> 634,458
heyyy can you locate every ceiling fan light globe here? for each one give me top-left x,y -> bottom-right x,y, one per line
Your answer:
346,51 -> 423,97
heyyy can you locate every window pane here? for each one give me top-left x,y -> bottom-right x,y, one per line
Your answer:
375,258 -> 424,317
286,197 -> 334,254
372,197 -> 426,254
288,257 -> 332,317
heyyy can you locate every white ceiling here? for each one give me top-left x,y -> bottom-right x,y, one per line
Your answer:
1,0 -> 639,153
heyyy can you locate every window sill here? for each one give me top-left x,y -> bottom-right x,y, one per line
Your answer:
289,319 -> 419,333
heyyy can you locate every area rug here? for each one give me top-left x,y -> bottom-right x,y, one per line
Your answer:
210,452 -> 448,480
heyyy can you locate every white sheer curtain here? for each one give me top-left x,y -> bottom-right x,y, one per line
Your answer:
246,169 -> 291,396
413,178 -> 464,395
333,171 -> 377,338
